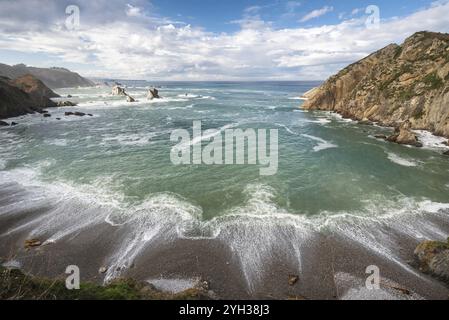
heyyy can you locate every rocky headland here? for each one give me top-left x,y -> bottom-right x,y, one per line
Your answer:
302,31 -> 449,147
0,74 -> 58,120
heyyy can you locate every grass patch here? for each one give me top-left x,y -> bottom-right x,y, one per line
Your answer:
0,267 -> 208,300
423,72 -> 444,90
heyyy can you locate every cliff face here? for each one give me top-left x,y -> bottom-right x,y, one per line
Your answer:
0,75 -> 57,119
0,63 -> 94,89
302,31 -> 449,138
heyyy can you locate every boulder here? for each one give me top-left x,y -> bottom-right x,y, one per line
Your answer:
0,120 -> 9,126
126,95 -> 136,102
288,275 -> 299,286
147,88 -> 160,100
64,112 -> 74,116
74,112 -> 86,117
415,239 -> 449,281
57,101 -> 77,107
112,85 -> 126,96
10,122 -> 18,126
387,122 -> 422,147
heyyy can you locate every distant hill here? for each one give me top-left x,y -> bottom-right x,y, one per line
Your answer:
0,63 -> 94,89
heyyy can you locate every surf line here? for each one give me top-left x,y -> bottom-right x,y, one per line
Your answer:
170,120 -> 278,176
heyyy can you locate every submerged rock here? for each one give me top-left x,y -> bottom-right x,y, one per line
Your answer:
415,239 -> 449,281
74,112 -> 85,117
43,113 -> 51,118
0,120 -> 9,126
147,88 -> 160,100
374,134 -> 387,140
64,112 -> 74,116
443,150 -> 449,156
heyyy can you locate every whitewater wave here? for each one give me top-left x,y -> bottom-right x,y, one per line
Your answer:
387,153 -> 420,167
1,163 -> 449,292
302,134 -> 338,152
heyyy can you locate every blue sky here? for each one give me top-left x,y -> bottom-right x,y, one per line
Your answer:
0,0 -> 448,80
153,0 -> 431,32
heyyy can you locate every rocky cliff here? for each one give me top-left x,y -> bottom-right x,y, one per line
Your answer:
0,75 -> 57,119
302,31 -> 449,138
0,63 -> 94,89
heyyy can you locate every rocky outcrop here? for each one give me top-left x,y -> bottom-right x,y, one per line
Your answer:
112,85 -> 136,102
147,88 -> 160,100
0,75 -> 57,119
57,101 -> 77,107
12,74 -> 60,102
0,63 -> 94,89
386,121 -> 423,147
302,31 -> 449,139
415,239 -> 449,281
112,85 -> 126,96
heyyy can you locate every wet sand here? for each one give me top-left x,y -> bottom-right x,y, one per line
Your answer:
1,185 -> 449,300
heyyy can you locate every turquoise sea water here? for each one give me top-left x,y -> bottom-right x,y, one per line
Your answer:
1,81 -> 449,293
2,81 -> 448,220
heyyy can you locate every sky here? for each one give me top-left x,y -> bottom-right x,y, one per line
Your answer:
0,0 -> 448,80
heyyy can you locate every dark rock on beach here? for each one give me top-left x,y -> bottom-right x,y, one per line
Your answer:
415,239 -> 449,281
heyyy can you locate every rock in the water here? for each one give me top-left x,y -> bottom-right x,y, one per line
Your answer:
57,101 -> 77,107
43,113 -> 51,117
67,94 -> 72,98
359,118 -> 373,125
147,88 -> 160,100
415,239 -> 449,281
56,118 -> 61,120
0,120 -> 9,126
74,112 -> 85,117
126,95 -> 136,102
87,114 -> 93,117
99,266 -> 108,274
387,121 -> 422,147
443,150 -> 449,156
65,112 -> 74,116
24,239 -> 42,249
288,275 -> 299,286
112,85 -> 126,96
374,134 -> 387,140
10,122 -> 18,126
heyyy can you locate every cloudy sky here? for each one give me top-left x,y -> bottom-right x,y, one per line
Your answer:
0,0 -> 448,80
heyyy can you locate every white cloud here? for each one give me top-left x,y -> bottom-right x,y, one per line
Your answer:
0,1 -> 448,80
300,6 -> 334,23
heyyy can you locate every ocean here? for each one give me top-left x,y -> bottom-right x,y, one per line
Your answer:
1,81 -> 449,299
